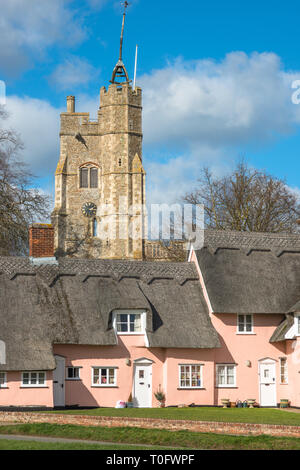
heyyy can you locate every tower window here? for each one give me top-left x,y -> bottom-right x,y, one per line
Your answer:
118,159 -> 122,167
92,218 -> 98,237
90,168 -> 98,188
80,167 -> 89,188
80,166 -> 98,188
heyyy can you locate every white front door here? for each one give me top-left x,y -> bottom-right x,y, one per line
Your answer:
53,355 -> 65,407
259,360 -> 276,407
133,363 -> 152,408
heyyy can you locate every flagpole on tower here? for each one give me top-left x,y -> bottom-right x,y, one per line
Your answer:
133,44 -> 138,90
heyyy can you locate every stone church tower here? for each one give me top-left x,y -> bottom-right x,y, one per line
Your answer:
51,9 -> 146,260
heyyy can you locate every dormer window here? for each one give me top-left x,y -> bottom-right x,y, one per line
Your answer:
237,314 -> 254,334
113,310 -> 146,334
80,165 -> 99,188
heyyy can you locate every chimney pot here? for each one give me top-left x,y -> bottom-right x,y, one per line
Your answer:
67,95 -> 75,113
29,224 -> 55,258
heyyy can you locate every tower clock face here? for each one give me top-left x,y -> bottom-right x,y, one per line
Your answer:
81,202 -> 97,218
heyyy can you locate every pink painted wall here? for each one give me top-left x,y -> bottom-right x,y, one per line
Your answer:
285,338 -> 300,407
163,349 -> 215,407
211,312 -> 287,405
52,342 -> 217,408
190,247 -> 296,407
54,336 -> 166,408
0,372 -> 53,407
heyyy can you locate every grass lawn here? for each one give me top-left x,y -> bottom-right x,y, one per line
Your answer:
0,423 -> 300,450
46,407 -> 300,426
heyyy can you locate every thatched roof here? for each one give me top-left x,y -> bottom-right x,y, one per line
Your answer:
0,257 -> 220,371
195,230 -> 300,314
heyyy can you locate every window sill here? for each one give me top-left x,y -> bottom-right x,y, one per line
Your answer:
91,385 -> 118,388
236,333 -> 256,335
177,387 -> 205,390
20,386 -> 49,389
216,386 -> 238,389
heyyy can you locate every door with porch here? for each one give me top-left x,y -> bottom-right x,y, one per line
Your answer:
133,359 -> 152,408
259,359 -> 276,407
53,355 -> 65,407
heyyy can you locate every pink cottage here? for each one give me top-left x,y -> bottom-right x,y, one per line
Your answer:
0,229 -> 300,409
0,13 -> 300,410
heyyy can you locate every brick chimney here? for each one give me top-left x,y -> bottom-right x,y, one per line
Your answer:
29,224 -> 55,258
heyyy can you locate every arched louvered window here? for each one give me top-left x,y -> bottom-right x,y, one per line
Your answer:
80,165 -> 98,188
90,167 -> 98,188
80,167 -> 89,188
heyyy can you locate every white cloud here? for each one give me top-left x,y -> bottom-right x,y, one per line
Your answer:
3,51 -> 300,207
144,146 -> 233,206
140,52 -> 300,148
3,96 -> 61,176
1,93 -> 100,179
136,52 -> 300,203
49,56 -> 100,91
0,0 -> 87,76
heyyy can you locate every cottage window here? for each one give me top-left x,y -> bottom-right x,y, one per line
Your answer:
21,372 -> 46,387
113,310 -> 146,334
237,314 -> 253,333
92,367 -> 117,387
0,372 -> 7,388
179,364 -> 202,388
280,358 -> 288,384
66,367 -> 80,380
216,364 -> 236,387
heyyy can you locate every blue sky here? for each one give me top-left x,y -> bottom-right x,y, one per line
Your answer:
1,0 -> 300,207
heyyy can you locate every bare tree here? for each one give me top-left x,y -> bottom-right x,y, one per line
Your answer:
0,105 -> 50,255
184,161 -> 300,233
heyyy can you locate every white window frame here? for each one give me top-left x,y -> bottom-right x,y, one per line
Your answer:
280,358 -> 288,385
178,364 -> 203,389
113,310 -> 146,335
0,372 -> 7,388
66,367 -> 81,381
92,367 -> 117,387
216,364 -> 237,388
284,314 -> 300,339
236,314 -> 254,334
21,371 -> 47,388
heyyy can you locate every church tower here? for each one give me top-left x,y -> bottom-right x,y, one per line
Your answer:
51,6 -> 146,260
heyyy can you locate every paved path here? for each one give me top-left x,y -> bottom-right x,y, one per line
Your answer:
0,434 -> 176,449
